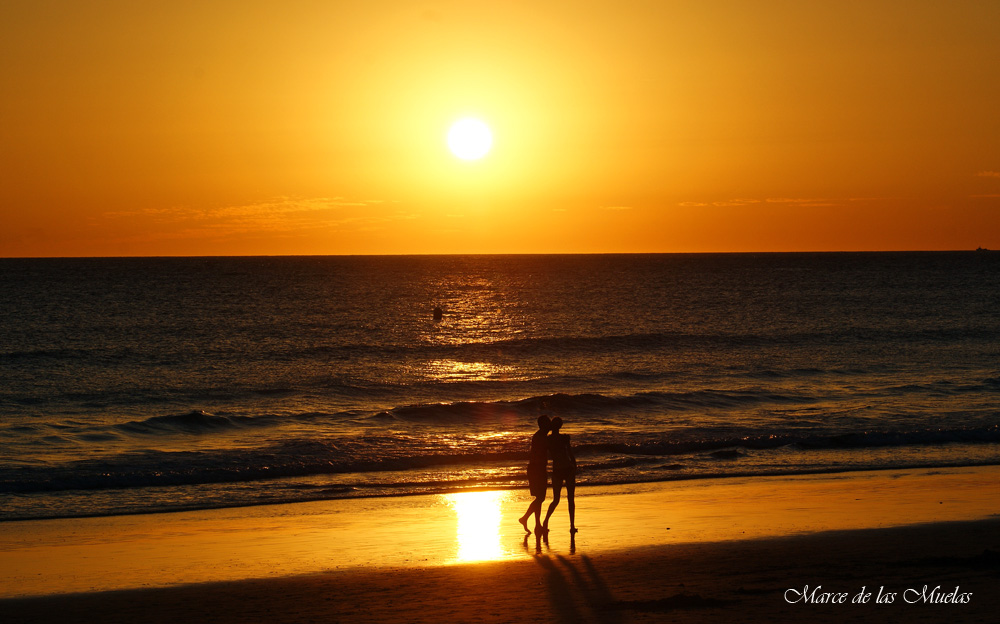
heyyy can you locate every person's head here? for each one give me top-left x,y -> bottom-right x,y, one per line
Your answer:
550,416 -> 563,432
537,414 -> 552,431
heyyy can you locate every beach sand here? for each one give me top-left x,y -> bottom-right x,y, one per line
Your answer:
3,466 -> 999,623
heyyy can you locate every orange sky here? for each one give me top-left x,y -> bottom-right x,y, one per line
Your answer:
2,0 -> 999,257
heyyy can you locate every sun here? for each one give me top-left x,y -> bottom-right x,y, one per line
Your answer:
447,118 -> 493,161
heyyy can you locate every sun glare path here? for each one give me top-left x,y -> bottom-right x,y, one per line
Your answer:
444,490 -> 509,562
447,118 -> 492,160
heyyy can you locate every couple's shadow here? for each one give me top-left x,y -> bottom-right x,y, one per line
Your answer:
524,529 -> 576,555
525,537 -> 623,624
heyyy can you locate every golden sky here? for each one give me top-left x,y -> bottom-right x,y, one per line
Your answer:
2,0 -> 999,256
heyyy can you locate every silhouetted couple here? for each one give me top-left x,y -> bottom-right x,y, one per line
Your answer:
518,414 -> 577,535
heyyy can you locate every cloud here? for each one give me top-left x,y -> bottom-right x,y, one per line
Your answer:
600,205 -> 634,211
766,197 -> 818,204
976,171 -> 1000,178
680,197 -> 881,209
102,196 -> 406,239
108,196 -> 388,221
680,198 -> 761,207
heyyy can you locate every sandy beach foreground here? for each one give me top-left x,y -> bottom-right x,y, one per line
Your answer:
3,466 -> 999,623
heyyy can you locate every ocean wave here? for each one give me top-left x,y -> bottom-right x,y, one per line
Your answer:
884,379 -> 1000,397
32,409 -> 355,438
0,443 -> 520,495
746,367 -> 845,379
378,390 -> 808,422
0,348 -> 94,362
114,410 -> 249,434
583,425 -> 1000,457
3,425 -> 996,496
285,326 -> 1000,361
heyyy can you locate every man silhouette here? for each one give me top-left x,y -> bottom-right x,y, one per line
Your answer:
518,415 -> 551,534
542,416 -> 577,534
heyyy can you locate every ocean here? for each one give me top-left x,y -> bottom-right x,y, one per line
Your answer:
1,252 -> 998,522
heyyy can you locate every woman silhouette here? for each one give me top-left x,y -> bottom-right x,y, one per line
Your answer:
541,416 -> 577,533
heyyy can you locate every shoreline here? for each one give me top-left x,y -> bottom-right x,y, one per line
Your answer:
7,458 -> 999,524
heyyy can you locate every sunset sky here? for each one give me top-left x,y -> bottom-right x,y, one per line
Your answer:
3,0 -> 999,257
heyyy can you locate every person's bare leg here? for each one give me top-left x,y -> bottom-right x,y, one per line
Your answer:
531,496 -> 544,531
566,481 -> 576,532
518,504 -> 530,532
542,477 -> 563,531
519,496 -> 543,533
535,496 -> 548,533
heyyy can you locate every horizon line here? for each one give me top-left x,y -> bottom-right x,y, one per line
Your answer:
1,248 -> 994,260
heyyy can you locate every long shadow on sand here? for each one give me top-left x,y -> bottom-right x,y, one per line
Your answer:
528,532 -> 742,622
530,546 -> 624,624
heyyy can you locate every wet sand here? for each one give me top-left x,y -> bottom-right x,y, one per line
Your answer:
3,466 -> 999,622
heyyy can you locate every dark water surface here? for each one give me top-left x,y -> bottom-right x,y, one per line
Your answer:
2,252 -> 998,520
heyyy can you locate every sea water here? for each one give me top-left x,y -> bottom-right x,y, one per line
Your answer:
1,253 -> 998,521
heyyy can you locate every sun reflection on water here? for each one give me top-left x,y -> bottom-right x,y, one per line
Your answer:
443,490 -> 511,563
425,359 -> 523,383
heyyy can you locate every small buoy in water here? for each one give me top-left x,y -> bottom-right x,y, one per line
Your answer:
433,306 -> 443,321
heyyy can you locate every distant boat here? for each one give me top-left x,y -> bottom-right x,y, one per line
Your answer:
975,247 -> 991,252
